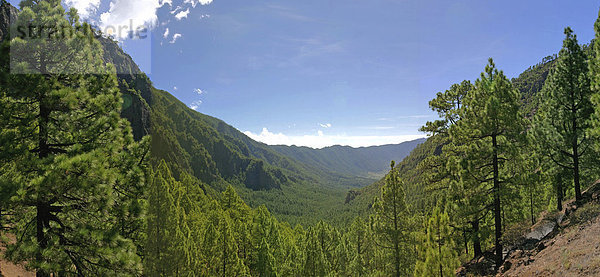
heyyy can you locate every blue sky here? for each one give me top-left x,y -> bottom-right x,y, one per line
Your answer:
9,0 -> 600,148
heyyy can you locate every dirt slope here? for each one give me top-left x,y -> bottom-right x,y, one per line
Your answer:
500,181 -> 600,276
501,204 -> 600,276
0,234 -> 34,277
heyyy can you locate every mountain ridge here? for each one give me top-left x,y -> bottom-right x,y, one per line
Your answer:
271,138 -> 426,178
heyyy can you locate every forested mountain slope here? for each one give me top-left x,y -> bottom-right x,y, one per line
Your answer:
347,135 -> 444,214
271,138 -> 426,178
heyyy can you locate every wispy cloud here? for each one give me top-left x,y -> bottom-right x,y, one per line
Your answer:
266,4 -> 316,23
175,8 -> 190,20
243,128 -> 424,149
377,115 -> 433,121
275,37 -> 345,70
170,33 -> 182,43
170,6 -> 182,14
359,126 -> 396,130
64,0 -> 101,18
319,123 -> 332,128
189,100 -> 203,110
194,88 -> 204,95
184,0 -> 213,8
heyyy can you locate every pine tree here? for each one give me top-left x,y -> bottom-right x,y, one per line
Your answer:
278,223 -> 304,276
205,210 -> 248,277
348,216 -> 373,276
414,207 -> 459,277
419,81 -> 485,259
450,58 -> 527,269
251,205 -> 280,274
0,1 -> 145,275
145,162 -> 174,276
373,161 -> 411,277
302,226 -> 328,277
256,238 -> 277,277
420,80 -> 472,136
590,8 -> 600,139
534,27 -> 593,203
221,185 -> 252,263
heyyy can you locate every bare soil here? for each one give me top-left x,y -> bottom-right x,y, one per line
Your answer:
0,234 -> 34,277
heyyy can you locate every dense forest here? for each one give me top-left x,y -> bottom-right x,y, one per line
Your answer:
2,0 -> 600,276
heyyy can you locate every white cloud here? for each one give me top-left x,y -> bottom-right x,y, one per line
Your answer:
163,27 -> 169,38
65,0 -> 216,41
64,0 -> 101,18
170,6 -> 182,14
243,128 -> 424,149
175,8 -> 190,20
319,123 -> 332,128
99,0 -> 165,40
184,0 -> 213,8
194,88 -> 204,95
170,33 -> 182,43
189,100 -> 203,110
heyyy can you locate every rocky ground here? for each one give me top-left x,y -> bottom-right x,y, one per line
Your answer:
502,213 -> 600,276
458,181 -> 600,276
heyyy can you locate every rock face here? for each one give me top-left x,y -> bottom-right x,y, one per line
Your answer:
0,0 -> 17,42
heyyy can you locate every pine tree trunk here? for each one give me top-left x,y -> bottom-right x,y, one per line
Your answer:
530,185 -> 535,225
222,229 -> 227,277
393,191 -> 400,277
472,220 -> 482,258
438,225 -> 442,277
36,204 -> 49,277
36,92 -> 50,277
463,229 -> 469,256
572,100 -> 582,202
492,135 -> 503,270
573,140 -> 582,202
557,180 -> 563,211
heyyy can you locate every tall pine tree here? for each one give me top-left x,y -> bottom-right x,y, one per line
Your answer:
450,58 -> 527,269
0,1 -> 146,275
373,161 -> 411,277
534,27 -> 593,203
414,207 -> 459,277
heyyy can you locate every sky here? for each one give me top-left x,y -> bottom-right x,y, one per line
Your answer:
8,0 -> 600,148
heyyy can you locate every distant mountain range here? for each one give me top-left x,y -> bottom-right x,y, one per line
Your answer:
271,139 -> 426,178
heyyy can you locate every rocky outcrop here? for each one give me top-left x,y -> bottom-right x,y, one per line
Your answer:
0,0 -> 17,42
